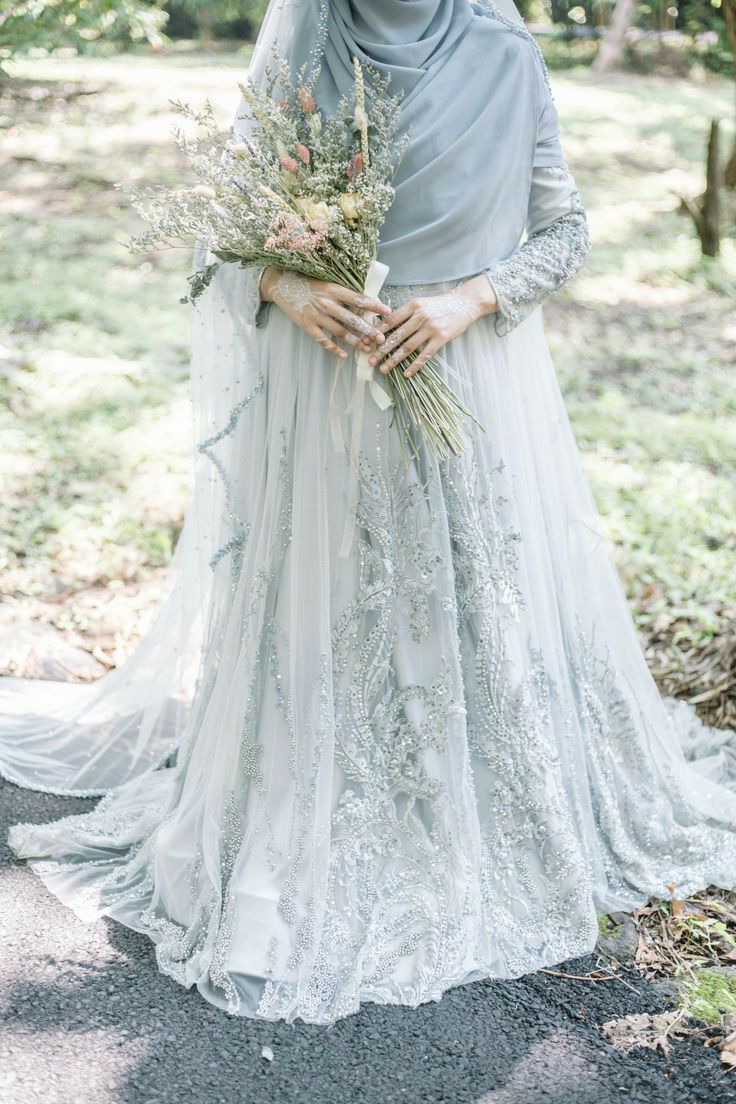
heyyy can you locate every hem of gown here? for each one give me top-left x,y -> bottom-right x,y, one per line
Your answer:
0,739 -> 180,800
12,844 -> 607,1024
193,934 -> 602,1025
9,769 -> 736,1022
0,761 -> 110,799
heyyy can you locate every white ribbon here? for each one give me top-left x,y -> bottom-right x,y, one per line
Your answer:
330,258 -> 392,558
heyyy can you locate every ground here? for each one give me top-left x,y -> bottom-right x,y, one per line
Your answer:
1,48 -> 736,1104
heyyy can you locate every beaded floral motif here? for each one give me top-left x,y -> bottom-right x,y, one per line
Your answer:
258,446 -> 470,1020
255,442 -> 597,1021
441,455 -> 596,966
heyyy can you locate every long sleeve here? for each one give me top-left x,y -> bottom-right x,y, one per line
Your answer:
243,264 -> 272,329
483,48 -> 591,337
484,167 -> 590,336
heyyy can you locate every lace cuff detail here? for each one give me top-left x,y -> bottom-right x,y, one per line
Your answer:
485,191 -> 591,337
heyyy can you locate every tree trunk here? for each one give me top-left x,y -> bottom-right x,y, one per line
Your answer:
723,0 -> 736,188
726,114 -> 736,191
680,120 -> 721,258
592,0 -> 636,74
196,9 -> 216,45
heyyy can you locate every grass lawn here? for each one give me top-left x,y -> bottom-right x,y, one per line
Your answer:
1,52 -> 735,705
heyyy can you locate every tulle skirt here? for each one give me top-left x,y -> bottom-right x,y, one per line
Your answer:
5,270 -> 736,1024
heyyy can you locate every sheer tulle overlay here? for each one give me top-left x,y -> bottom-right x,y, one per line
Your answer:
5,266 -> 736,1024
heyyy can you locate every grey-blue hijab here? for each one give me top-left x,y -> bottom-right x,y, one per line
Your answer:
257,0 -> 564,284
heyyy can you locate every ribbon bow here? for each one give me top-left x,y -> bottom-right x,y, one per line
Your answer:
329,258 -> 392,558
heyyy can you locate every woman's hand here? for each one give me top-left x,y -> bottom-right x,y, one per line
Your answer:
260,266 -> 391,360
369,274 -> 497,378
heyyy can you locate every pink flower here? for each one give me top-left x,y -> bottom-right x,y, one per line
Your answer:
299,87 -> 316,113
264,211 -> 326,254
279,155 -> 300,173
289,232 -> 325,252
346,152 -> 364,180
296,143 -> 311,166
277,97 -> 288,108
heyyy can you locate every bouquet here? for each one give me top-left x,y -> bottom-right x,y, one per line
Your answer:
127,55 -> 481,462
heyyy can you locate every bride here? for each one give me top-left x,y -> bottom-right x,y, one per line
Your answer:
3,0 -> 736,1026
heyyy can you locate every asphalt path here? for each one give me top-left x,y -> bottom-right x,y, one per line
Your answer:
1,780 -> 732,1104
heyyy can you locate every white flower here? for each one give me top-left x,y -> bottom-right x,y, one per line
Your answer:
354,105 -> 368,132
228,140 -> 250,160
295,197 -> 332,232
338,192 -> 363,227
193,184 -> 217,200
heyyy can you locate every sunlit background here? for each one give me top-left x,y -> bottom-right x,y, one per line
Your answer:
1,0 -> 734,726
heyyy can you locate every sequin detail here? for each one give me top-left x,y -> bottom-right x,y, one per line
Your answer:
485,190 -> 590,336
198,375 -> 264,571
539,164 -> 571,179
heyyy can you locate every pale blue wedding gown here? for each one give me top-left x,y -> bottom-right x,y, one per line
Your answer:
3,0 -> 736,1024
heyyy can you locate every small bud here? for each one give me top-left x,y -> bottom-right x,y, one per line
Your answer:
346,152 -> 364,180
299,87 -> 316,113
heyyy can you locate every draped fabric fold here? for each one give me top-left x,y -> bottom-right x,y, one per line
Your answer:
312,0 -> 553,282
245,1 -> 561,284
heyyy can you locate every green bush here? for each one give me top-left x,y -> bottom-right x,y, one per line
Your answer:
0,1 -> 168,69
163,1 -> 268,41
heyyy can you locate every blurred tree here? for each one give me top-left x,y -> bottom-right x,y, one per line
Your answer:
592,0 -> 636,69
724,0 -> 736,185
163,0 -> 268,42
680,119 -> 722,254
0,0 -> 168,70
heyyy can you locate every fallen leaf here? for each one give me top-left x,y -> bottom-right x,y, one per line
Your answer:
600,1011 -> 687,1055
